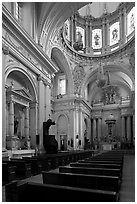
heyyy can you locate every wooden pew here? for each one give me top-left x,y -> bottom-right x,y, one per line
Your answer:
2,163 -> 16,185
5,180 -> 118,202
59,166 -> 122,180
70,162 -> 121,170
22,157 -> 42,175
3,159 -> 31,179
79,159 -> 123,165
70,162 -> 123,177
42,171 -> 120,193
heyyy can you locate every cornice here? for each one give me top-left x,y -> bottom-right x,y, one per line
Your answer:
2,5 -> 59,74
2,38 -> 51,85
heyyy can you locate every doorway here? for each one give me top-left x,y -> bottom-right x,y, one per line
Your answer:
60,135 -> 67,151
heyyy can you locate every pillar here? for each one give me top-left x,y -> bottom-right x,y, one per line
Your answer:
85,21 -> 89,53
127,115 -> 131,142
70,16 -> 74,46
133,114 -> 135,146
123,7 -> 127,43
98,117 -> 102,142
30,102 -> 38,147
38,75 -> 45,152
102,21 -> 106,53
106,20 -> 110,52
90,22 -> 93,54
119,11 -> 123,44
93,118 -> 96,140
121,116 -> 125,139
2,45 -> 9,150
9,100 -> 14,137
45,84 -> 51,120
24,107 -> 29,139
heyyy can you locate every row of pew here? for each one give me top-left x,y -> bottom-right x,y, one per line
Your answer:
5,150 -> 124,202
3,150 -> 93,186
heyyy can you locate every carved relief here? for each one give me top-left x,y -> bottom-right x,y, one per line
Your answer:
73,64 -> 85,94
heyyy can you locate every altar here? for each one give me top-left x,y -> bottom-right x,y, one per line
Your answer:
102,143 -> 113,151
8,149 -> 35,159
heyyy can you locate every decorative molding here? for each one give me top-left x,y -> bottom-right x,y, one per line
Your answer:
2,44 -> 9,55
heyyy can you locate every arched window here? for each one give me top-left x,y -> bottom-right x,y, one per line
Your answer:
110,22 -> 119,46
127,7 -> 135,36
92,29 -> 102,49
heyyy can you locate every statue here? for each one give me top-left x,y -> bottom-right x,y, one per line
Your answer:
73,31 -> 83,51
14,117 -> 18,135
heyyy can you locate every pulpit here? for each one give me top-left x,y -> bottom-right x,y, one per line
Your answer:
43,118 -> 58,154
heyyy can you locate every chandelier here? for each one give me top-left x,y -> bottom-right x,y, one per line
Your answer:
96,62 -> 106,88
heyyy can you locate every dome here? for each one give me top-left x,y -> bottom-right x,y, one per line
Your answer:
78,2 -> 121,18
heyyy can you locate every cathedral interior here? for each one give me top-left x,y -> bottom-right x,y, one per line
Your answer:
2,2 -> 135,202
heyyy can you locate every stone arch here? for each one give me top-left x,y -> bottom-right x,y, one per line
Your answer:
5,64 -> 38,148
81,64 -> 135,99
5,65 -> 38,102
51,46 -> 74,95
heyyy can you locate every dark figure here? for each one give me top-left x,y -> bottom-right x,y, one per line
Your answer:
43,117 -> 58,154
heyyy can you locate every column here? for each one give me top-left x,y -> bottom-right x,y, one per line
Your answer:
70,16 -> 74,46
121,116 -> 125,139
9,100 -> 14,137
98,117 -> 102,142
74,15 -> 77,43
45,84 -> 51,120
24,107 -> 29,139
93,118 -> 96,140
85,21 -> 89,53
2,45 -> 9,150
119,11 -> 123,44
123,7 -> 127,43
102,21 -> 106,53
30,102 -> 38,147
106,20 -> 110,52
127,115 -> 131,142
133,114 -> 135,146
90,22 -> 93,54
38,75 -> 45,152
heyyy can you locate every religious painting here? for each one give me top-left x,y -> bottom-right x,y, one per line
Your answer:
64,19 -> 70,41
110,22 -> 119,46
127,7 -> 135,36
92,29 -> 102,49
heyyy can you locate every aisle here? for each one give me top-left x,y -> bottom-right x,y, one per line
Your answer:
119,155 -> 135,202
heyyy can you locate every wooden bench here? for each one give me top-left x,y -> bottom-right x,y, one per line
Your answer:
59,166 -> 122,180
5,180 -> 118,202
42,171 -> 120,193
70,162 -> 121,170
2,163 -> 16,185
22,157 -> 42,175
3,159 -> 31,179
78,159 -> 123,166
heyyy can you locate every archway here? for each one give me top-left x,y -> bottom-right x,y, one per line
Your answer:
51,47 -> 74,96
57,114 -> 68,151
5,67 -> 38,150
